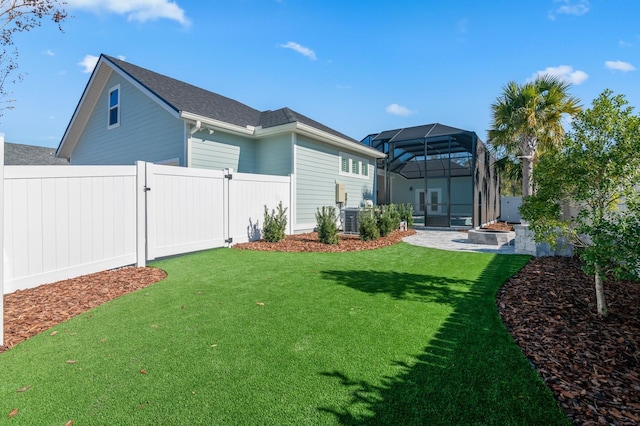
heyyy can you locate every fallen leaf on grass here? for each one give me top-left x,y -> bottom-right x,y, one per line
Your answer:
256,302 -> 265,306
8,408 -> 18,418
140,369 -> 148,375
66,360 -> 77,364
16,386 -> 31,393
50,331 -> 58,336
65,420 -> 74,426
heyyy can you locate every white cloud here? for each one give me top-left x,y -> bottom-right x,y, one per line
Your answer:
548,0 -> 589,20
66,0 -> 190,26
528,65 -> 589,85
605,60 -> 636,72
78,54 -> 99,73
386,103 -> 414,116
78,54 -> 126,73
279,42 -> 317,60
43,49 -> 55,56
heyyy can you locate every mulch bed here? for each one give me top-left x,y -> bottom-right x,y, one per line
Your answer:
2,228 -> 638,425
0,267 -> 167,353
232,229 -> 417,252
498,256 -> 640,425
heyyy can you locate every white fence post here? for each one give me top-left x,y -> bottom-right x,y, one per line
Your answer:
1,134 -> 5,346
223,168 -> 232,246
136,161 -> 147,267
289,174 -> 295,235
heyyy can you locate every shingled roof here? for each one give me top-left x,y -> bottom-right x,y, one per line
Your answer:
5,142 -> 69,165
104,55 -> 357,142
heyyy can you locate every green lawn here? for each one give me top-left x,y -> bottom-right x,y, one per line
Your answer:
0,243 -> 569,425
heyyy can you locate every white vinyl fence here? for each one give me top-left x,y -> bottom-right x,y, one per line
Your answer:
1,139 -> 292,344
4,164 -> 142,294
144,163 -> 292,260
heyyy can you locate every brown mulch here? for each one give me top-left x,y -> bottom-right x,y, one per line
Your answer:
232,229 -> 417,252
1,228 -> 638,425
498,256 -> 640,425
0,266 -> 167,353
482,221 -> 515,231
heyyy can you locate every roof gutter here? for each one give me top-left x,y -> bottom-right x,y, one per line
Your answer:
255,122 -> 387,159
181,112 -> 254,136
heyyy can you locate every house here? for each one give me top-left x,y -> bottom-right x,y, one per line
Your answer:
56,54 -> 385,233
5,142 -> 69,165
361,124 -> 500,228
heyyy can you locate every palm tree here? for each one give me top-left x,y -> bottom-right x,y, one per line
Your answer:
488,75 -> 581,197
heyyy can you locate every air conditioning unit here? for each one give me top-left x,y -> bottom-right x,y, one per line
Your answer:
343,208 -> 360,234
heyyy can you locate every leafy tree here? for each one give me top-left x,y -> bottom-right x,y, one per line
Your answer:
520,90 -> 640,317
488,75 -> 581,197
1,0 -> 67,115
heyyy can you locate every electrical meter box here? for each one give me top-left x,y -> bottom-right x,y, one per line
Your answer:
336,183 -> 346,203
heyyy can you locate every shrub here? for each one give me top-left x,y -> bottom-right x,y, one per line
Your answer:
315,206 -> 339,244
263,202 -> 287,242
398,203 -> 414,228
359,209 -> 380,241
376,204 -> 400,237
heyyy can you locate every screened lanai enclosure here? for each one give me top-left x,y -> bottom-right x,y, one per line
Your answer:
361,123 -> 500,228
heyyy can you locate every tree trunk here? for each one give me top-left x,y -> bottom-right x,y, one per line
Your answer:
594,265 -> 608,317
521,157 -> 534,197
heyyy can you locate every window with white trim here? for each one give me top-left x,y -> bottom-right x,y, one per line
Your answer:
339,152 -> 370,179
108,84 -> 120,129
341,156 -> 349,173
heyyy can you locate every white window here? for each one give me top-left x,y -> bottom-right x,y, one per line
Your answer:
108,84 -> 120,129
339,152 -> 370,179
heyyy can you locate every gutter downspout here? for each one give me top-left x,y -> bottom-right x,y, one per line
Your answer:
186,120 -> 202,167
189,120 -> 202,136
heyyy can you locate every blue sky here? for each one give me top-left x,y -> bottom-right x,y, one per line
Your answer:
1,0 -> 638,148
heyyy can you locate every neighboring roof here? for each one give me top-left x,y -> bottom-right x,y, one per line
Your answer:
5,142 -> 69,165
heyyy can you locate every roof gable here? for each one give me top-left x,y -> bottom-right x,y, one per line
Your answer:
104,55 -> 262,128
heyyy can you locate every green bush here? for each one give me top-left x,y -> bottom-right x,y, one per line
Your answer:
398,203 -> 414,228
359,209 -> 380,241
263,202 -> 288,242
376,204 -> 400,237
315,206 -> 339,244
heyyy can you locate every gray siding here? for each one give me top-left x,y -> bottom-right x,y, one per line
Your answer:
71,72 -> 185,165
255,135 -> 291,176
191,131 -> 256,172
296,136 -> 374,227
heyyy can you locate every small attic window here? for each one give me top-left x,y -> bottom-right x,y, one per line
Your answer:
108,84 -> 120,129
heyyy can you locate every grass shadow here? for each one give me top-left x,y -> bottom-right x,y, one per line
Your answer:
319,254 -> 569,425
320,270 -> 475,304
